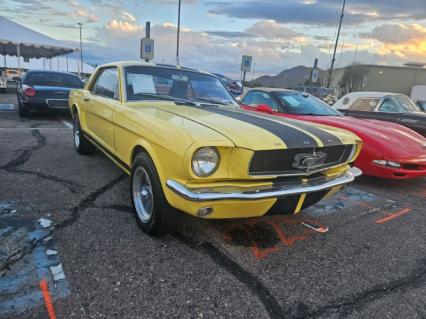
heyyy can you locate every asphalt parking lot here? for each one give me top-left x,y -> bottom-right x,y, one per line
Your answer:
0,91 -> 425,319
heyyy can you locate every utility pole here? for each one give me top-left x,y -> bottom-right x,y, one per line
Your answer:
78,22 -> 84,77
176,0 -> 181,65
327,0 -> 346,88
252,62 -> 256,80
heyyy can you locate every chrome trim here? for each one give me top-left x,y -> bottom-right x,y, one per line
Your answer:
46,99 -> 69,109
166,167 -> 362,202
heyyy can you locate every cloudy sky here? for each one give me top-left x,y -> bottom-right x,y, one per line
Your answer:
1,0 -> 426,77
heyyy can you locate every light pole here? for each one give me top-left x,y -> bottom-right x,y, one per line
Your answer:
176,0 -> 181,65
327,0 -> 346,88
77,22 -> 84,77
252,62 -> 256,80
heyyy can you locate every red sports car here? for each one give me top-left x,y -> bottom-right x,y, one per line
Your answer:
240,88 -> 426,179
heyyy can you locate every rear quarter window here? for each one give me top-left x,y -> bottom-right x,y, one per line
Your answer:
349,98 -> 380,111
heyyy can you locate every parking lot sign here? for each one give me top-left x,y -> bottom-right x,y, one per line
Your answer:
141,38 -> 154,61
241,55 -> 253,72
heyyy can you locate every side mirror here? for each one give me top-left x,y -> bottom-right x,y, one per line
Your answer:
255,104 -> 273,114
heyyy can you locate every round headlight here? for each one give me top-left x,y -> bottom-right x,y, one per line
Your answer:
192,147 -> 220,177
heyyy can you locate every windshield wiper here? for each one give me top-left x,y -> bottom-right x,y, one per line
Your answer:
136,93 -> 197,106
295,113 -> 325,116
195,97 -> 227,105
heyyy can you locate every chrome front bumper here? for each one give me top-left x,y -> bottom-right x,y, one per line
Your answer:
166,167 -> 362,202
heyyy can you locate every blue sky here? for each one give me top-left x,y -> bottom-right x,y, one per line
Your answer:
1,0 -> 426,77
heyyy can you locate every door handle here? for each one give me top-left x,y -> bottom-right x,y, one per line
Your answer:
84,98 -> 90,102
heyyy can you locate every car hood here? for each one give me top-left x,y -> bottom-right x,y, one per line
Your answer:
296,115 -> 426,156
134,102 -> 358,151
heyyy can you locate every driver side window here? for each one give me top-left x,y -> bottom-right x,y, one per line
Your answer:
242,91 -> 278,110
91,68 -> 119,100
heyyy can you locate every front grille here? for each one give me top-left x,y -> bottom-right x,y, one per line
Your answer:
249,145 -> 353,176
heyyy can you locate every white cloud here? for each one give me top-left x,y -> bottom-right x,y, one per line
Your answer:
246,20 -> 300,41
122,11 -> 136,22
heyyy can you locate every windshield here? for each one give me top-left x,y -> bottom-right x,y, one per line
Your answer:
275,92 -> 342,116
24,72 -> 84,88
379,95 -> 420,113
125,66 -> 238,106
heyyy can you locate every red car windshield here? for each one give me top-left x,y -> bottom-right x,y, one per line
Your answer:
275,92 -> 342,116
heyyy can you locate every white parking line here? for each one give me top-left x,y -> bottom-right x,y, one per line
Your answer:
62,120 -> 73,129
0,128 -> 70,131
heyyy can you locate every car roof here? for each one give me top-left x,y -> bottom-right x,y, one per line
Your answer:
25,70 -> 80,77
343,91 -> 402,99
98,61 -> 212,76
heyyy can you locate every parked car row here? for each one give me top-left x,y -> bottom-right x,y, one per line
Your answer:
11,64 -> 425,235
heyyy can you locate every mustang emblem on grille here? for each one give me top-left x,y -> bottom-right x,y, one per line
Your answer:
292,152 -> 327,170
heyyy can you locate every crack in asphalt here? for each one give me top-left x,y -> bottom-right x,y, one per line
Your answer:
301,262 -> 426,318
175,234 -> 286,319
0,230 -> 53,273
11,169 -> 83,194
176,234 -> 426,319
55,175 -> 127,230
1,129 -> 46,170
1,129 -> 83,193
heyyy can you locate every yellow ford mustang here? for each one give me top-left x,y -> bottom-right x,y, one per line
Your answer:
69,61 -> 362,235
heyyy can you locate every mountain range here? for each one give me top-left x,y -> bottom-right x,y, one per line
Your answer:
248,65 -> 327,88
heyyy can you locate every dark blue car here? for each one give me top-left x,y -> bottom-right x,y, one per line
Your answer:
17,70 -> 84,117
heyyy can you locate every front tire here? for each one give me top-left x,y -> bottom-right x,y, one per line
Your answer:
73,113 -> 95,154
131,153 -> 178,235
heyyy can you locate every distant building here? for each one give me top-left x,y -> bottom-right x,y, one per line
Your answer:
330,63 -> 426,96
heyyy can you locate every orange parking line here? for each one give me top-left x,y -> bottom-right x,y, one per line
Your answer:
39,279 -> 57,319
375,208 -> 412,224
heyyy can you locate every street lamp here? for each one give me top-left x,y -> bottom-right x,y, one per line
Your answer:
77,22 -> 83,77
176,0 -> 181,65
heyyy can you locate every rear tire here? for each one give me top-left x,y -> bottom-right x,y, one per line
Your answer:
73,113 -> 95,155
130,152 -> 179,235
18,98 -> 30,117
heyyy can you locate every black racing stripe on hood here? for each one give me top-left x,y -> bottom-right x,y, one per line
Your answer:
266,115 -> 343,146
196,105 -> 318,148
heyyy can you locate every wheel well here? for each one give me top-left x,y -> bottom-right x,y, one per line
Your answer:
131,145 -> 148,166
71,105 -> 78,118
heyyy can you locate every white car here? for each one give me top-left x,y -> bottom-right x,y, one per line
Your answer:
333,91 -> 425,136
334,91 -> 415,111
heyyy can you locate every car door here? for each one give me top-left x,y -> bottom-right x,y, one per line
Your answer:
83,67 -> 119,154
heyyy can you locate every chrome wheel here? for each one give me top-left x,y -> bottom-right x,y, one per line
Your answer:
132,166 -> 154,223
